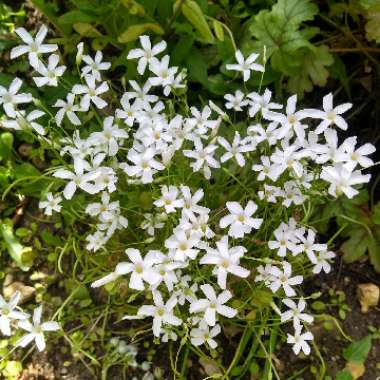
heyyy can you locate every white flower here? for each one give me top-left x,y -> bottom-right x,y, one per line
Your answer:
125,80 -> 158,104
81,51 -> 111,81
218,132 -> 254,167
0,291 -> 29,336
189,284 -> 237,326
53,93 -> 82,126
0,78 -> 33,117
11,24 -> 58,67
53,167 -> 99,199
306,93 -> 352,134
297,229 -> 327,263
268,262 -> 303,297
165,229 -> 200,261
252,156 -> 279,181
88,116 -> 128,156
200,235 -> 249,289
153,185 -> 184,214
190,322 -> 221,349
141,213 -> 166,236
148,55 -> 178,95
183,140 -> 220,180
121,147 -> 165,184
320,164 -> 370,198
312,250 -> 335,274
137,291 -> 181,337
180,186 -> 209,217
127,35 -> 167,75
32,54 -> 66,87
281,298 -> 314,328
224,90 -> 248,111
264,95 -> 309,141
39,192 -> 62,215
219,201 -> 263,239
247,89 -> 282,118
268,221 -> 302,257
93,248 -> 161,290
86,231 -> 108,252
115,94 -> 139,126
286,323 -> 313,355
76,42 -> 84,64
2,109 -> 46,135
72,75 -> 109,111
17,305 -> 60,352
187,106 -> 220,136
281,181 -> 305,208
226,50 -> 264,82
340,136 -> 375,170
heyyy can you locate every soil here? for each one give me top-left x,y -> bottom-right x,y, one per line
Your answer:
277,257 -> 380,380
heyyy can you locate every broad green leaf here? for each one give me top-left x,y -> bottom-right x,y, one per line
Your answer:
186,47 -> 208,84
373,203 -> 380,225
336,370 -> 354,380
341,227 -> 369,263
0,222 -> 32,271
181,0 -> 215,44
58,10 -> 97,24
343,335 -> 372,364
118,23 -> 164,43
272,0 -> 318,26
287,45 -> 333,96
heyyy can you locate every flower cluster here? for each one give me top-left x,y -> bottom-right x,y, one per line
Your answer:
2,25 -> 376,358
0,291 -> 59,352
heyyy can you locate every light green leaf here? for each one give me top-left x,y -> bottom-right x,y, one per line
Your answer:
343,335 -> 372,364
287,45 -> 333,96
0,222 -> 32,271
272,0 -> 318,26
118,23 -> 165,43
181,0 -> 214,44
365,3 -> 380,43
212,19 -> 225,41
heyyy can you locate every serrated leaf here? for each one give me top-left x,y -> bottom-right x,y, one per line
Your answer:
343,335 -> 372,364
341,228 -> 369,263
365,3 -> 380,43
272,0 -> 318,26
287,45 -> 333,96
118,23 -> 164,43
182,0 -> 214,44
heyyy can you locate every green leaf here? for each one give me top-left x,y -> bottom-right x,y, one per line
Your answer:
373,203 -> 380,225
186,48 -> 208,84
272,0 -> 318,26
58,10 -> 97,24
181,0 -> 215,44
336,370 -> 354,380
0,222 -> 32,271
365,3 -> 380,43
212,19 -> 224,41
367,229 -> 380,272
287,45 -> 333,96
72,23 -> 103,37
343,335 -> 372,364
341,227 -> 369,263
118,23 -> 164,43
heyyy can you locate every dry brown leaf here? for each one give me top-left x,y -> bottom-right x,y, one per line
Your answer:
357,283 -> 379,313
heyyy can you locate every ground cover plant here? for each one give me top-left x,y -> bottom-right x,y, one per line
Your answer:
0,1 -> 379,380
